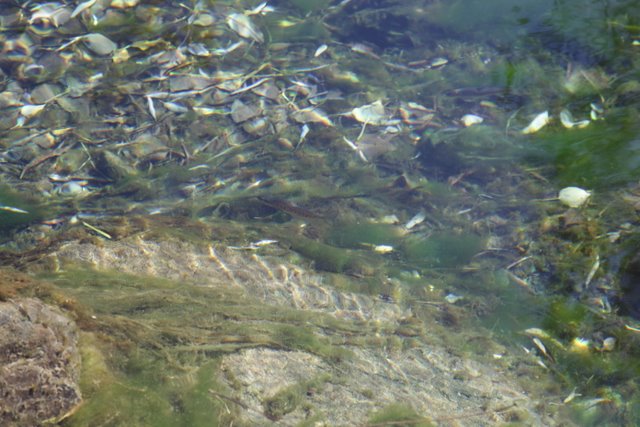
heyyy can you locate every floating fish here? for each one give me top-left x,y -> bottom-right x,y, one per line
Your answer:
0,205 -> 29,214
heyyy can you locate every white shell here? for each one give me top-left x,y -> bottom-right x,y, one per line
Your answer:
558,186 -> 591,208
461,114 -> 483,127
521,111 -> 550,134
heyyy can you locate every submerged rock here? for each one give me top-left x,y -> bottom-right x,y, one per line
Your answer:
44,234 -> 557,425
221,346 -> 543,426
0,298 -> 81,425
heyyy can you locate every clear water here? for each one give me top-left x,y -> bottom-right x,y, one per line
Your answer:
3,0 -> 640,425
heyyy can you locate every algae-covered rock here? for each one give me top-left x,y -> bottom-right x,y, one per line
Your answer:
94,150 -> 137,182
35,234 -> 560,425
367,403 -> 433,427
0,298 -> 81,426
220,345 -> 542,426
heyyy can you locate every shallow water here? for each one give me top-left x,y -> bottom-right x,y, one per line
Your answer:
2,0 -> 640,425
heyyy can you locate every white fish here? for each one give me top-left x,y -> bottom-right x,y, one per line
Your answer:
291,107 -> 333,126
533,337 -> 549,358
569,337 -> 590,352
247,2 -> 275,16
559,109 -> 589,129
429,57 -> 449,68
211,41 -> 245,56
314,44 -> 328,57
20,104 -> 46,118
373,245 -> 394,254
601,337 -> 616,352
445,293 -> 463,303
254,239 -> 278,246
341,136 -> 358,151
521,111 -> 550,134
70,0 -> 96,19
405,211 -> 426,229
461,114 -> 483,127
584,254 -> 600,287
146,95 -> 157,120
0,205 -> 29,214
162,102 -> 189,113
299,124 -> 310,142
563,388 -> 581,404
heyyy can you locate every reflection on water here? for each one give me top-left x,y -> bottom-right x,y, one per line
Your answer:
1,0 -> 640,425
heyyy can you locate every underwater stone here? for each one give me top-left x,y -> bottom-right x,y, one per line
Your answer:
0,298 -> 81,425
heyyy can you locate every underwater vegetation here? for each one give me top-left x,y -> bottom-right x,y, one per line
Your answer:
2,0 -> 640,424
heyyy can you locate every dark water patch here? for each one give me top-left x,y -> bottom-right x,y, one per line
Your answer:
402,232 -> 486,269
325,0 -> 419,48
0,184 -> 47,236
523,113 -> 640,189
537,0 -> 640,67
619,239 -> 640,319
